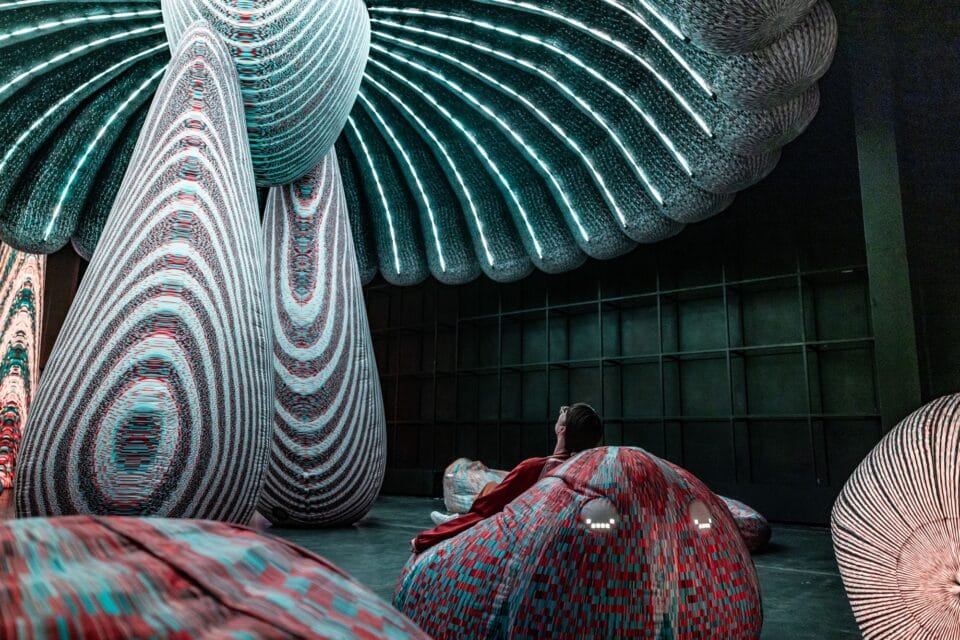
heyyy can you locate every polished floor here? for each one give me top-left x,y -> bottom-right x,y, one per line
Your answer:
273,496 -> 861,639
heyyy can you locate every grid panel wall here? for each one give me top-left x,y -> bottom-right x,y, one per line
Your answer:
364,198 -> 878,524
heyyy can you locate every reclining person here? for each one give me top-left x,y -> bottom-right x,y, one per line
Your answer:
411,403 -> 603,554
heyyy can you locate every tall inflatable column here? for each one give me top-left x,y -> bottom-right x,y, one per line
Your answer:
15,22 -> 273,523
259,152 -> 387,526
0,245 -> 43,489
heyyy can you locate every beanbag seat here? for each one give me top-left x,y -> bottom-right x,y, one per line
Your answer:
720,496 -> 773,552
0,516 -> 429,639
442,457 -> 508,513
833,394 -> 960,639
443,456 -> 772,552
399,446 -> 761,639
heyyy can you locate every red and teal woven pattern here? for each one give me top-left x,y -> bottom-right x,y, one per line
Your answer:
720,496 -> 772,553
0,515 -> 430,639
396,446 -> 762,639
0,244 -> 43,489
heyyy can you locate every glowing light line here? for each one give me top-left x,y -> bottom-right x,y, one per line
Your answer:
0,24 -> 165,98
0,9 -> 161,44
364,68 -> 520,266
43,65 -> 165,241
365,61 -> 544,259
346,115 -> 402,275
356,90 -> 450,271
0,43 -> 168,178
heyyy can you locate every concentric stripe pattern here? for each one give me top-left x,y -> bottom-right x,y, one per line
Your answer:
0,243 -> 43,489
14,22 -> 273,523
259,150 -> 386,526
161,0 -> 371,186
0,0 -> 837,288
832,394 -> 960,640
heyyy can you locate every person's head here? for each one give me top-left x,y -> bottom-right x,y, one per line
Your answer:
555,403 -> 603,453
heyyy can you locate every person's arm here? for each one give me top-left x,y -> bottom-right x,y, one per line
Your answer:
465,457 -> 545,518
410,457 -> 547,554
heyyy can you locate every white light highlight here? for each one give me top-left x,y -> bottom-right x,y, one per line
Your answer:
371,43 -> 594,240
370,4 -> 712,96
0,9 -> 161,44
43,65 -> 166,241
0,43 -> 168,178
374,20 -> 683,196
365,60 -> 543,260
356,90 -> 449,272
373,11 -> 709,142
346,115 -> 402,276
0,24 -> 166,98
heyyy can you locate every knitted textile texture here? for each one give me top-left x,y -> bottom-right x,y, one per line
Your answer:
832,394 -> 960,640
14,23 -> 272,523
398,446 -> 762,639
0,244 -> 43,489
0,515 -> 430,639
0,0 -> 836,286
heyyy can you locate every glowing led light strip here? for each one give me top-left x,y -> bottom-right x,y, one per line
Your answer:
0,9 -> 162,44
371,10 -> 710,137
371,5 -> 712,96
364,68 -> 533,261
0,43 -> 168,178
601,0 -> 685,41
0,24 -> 165,97
356,90 -> 450,271
372,44 -> 595,239
374,22 -> 684,192
346,115 -> 402,275
43,65 -> 166,241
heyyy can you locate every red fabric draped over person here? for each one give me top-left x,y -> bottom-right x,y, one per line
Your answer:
412,454 -> 570,553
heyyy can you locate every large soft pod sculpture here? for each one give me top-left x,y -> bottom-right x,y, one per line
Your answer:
259,151 -> 386,526
833,394 -> 960,639
0,0 -> 836,285
0,244 -> 43,489
396,446 -> 761,639
0,516 -> 430,639
15,22 -> 272,523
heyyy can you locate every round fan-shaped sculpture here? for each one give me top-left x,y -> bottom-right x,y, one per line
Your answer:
161,0 -> 370,186
0,515 -> 430,639
259,150 -> 387,526
0,0 -> 836,284
832,394 -> 960,640
0,244 -> 43,490
15,22 -> 272,523
397,446 -> 761,639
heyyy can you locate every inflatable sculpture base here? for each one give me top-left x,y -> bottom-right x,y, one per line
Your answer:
0,516 -> 429,639
405,447 -> 762,639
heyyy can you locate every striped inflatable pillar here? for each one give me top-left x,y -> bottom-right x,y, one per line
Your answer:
161,0 -> 371,186
15,22 -> 273,523
259,151 -> 386,526
833,395 -> 960,639
0,245 -> 44,489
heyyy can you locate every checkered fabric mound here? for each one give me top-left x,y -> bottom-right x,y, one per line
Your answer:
397,446 -> 762,639
720,496 -> 772,553
0,516 -> 430,639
